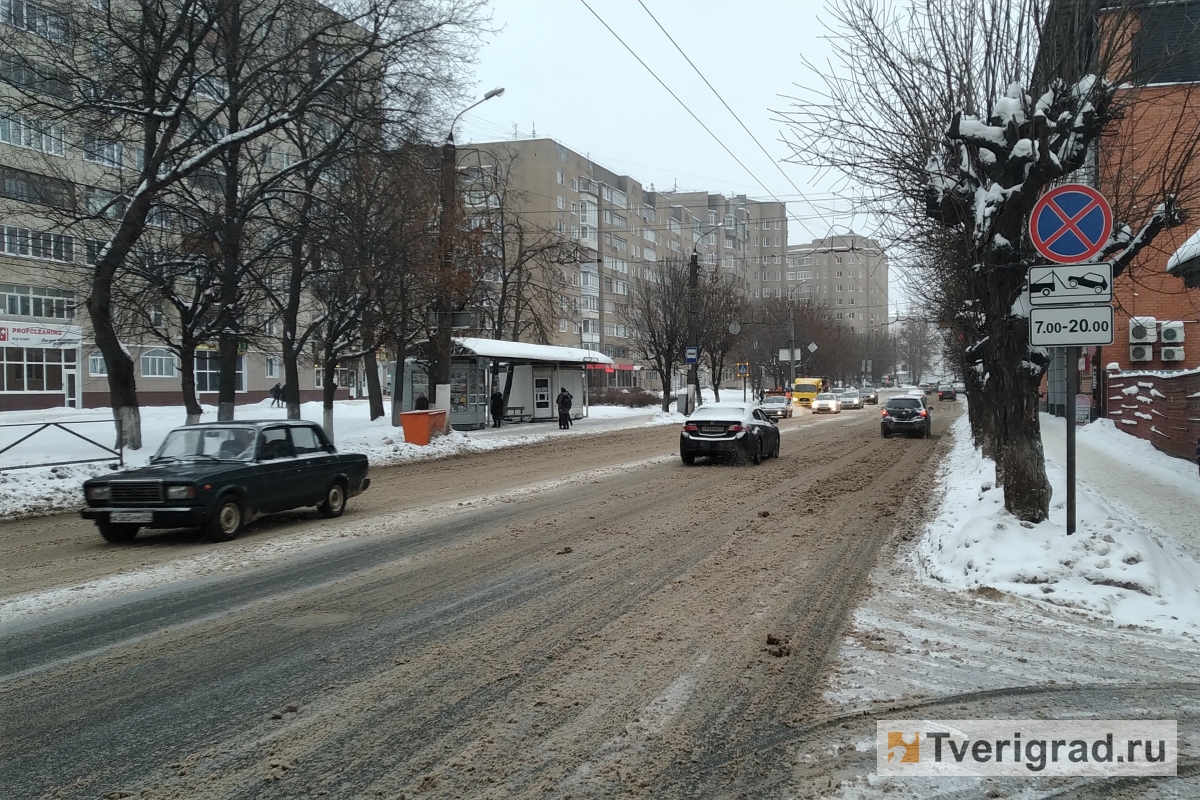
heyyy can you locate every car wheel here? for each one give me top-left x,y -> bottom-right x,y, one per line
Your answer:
925,423 -> 932,439
319,480 -> 347,518
208,495 -> 245,542
772,437 -> 781,458
97,522 -> 139,543
751,437 -> 763,465
681,452 -> 695,465
881,427 -> 891,439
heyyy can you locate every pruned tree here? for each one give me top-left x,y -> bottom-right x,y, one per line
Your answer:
624,257 -> 690,412
781,0 -> 1196,521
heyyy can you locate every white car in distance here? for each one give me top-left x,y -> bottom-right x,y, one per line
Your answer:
811,392 -> 842,414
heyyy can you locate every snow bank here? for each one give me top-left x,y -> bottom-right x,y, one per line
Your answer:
0,400 -> 664,519
917,415 -> 1200,635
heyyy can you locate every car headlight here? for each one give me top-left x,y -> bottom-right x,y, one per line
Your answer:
86,485 -> 111,501
166,485 -> 196,500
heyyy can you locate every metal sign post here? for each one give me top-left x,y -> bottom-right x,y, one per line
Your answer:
1027,185 -> 1115,535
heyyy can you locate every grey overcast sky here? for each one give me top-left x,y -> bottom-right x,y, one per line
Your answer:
455,0 -> 877,250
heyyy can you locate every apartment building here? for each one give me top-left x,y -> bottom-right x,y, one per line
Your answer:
665,192 -> 788,298
0,0 -> 352,411
786,234 -> 890,332
462,138 -> 714,389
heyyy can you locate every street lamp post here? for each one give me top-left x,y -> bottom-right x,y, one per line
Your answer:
431,88 -> 505,420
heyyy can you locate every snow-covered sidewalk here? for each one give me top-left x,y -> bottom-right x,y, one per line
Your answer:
0,399 -> 683,519
917,413 -> 1200,635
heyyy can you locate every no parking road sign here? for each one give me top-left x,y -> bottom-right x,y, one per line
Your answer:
1029,184 -> 1113,264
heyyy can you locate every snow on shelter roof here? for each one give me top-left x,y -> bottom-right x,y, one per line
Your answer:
454,337 -> 615,365
1166,226 -> 1200,273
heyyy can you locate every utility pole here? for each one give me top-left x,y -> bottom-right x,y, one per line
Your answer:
430,88 -> 505,421
687,249 -> 700,414
789,303 -> 796,386
431,134 -> 458,410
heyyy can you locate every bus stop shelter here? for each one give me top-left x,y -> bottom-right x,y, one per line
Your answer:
397,338 -> 615,429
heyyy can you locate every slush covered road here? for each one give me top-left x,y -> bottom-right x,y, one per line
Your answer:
1,402 -> 956,799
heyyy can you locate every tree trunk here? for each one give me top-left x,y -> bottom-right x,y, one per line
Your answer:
363,347 -> 384,421
87,262 -> 142,449
217,332 -> 239,422
991,322 -> 1050,520
179,346 -> 203,425
390,341 -> 406,427
322,348 -> 338,442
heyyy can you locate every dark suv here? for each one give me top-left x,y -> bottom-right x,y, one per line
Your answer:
881,396 -> 932,438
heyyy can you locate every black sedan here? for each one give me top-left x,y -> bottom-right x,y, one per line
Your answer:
680,402 -> 780,465
938,384 -> 957,401
82,420 -> 370,543
861,387 -> 879,404
881,396 -> 932,438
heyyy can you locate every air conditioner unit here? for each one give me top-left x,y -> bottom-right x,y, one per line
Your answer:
1129,344 -> 1154,362
1161,346 -> 1185,362
1129,316 -> 1157,343
1160,321 -> 1185,344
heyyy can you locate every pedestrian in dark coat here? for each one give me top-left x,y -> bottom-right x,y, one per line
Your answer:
557,388 -> 573,430
269,383 -> 282,407
490,390 -> 505,428
279,383 -> 289,406
414,392 -> 430,410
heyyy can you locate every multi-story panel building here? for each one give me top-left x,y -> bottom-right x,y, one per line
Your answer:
786,234 -> 890,332
462,138 -> 703,389
0,0 -> 357,411
665,192 -> 788,299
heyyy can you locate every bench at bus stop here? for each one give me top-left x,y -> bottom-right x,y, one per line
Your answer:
504,406 -> 532,423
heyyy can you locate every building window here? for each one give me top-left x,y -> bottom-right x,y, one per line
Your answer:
140,347 -> 176,378
1,282 -> 75,318
265,354 -> 280,378
0,165 -> 74,207
1133,3 -> 1200,84
2,345 -> 71,392
557,195 -> 564,209
557,170 -> 564,185
195,350 -> 244,392
558,318 -> 568,333
0,109 -> 66,156
150,304 -> 164,327
2,0 -> 69,43
88,351 -> 106,376
82,134 -> 122,167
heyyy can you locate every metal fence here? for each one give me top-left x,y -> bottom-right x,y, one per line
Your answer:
0,419 -> 123,471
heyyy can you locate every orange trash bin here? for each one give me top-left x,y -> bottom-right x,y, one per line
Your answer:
427,409 -> 447,434
399,411 -> 432,446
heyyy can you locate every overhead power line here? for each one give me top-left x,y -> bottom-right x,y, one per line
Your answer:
576,0 -> 820,241
634,0 -> 823,241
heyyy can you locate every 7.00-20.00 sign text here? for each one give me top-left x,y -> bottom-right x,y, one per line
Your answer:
1029,305 -> 1115,347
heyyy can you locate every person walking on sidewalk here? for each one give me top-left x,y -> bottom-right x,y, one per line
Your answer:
414,392 -> 429,410
490,389 -> 505,428
269,383 -> 282,408
557,387 -> 573,430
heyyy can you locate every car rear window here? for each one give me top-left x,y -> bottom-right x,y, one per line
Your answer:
762,397 -> 787,404
888,398 -> 922,409
816,393 -> 836,400
691,405 -> 746,420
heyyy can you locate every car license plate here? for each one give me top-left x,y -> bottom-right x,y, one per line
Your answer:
111,511 -> 153,523
701,426 -> 723,433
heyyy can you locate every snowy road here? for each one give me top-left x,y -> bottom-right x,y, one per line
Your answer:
0,405 -> 951,799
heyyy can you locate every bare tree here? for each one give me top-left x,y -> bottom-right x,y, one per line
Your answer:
1,0 -> 485,446
624,257 -> 691,412
697,277 -> 745,402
